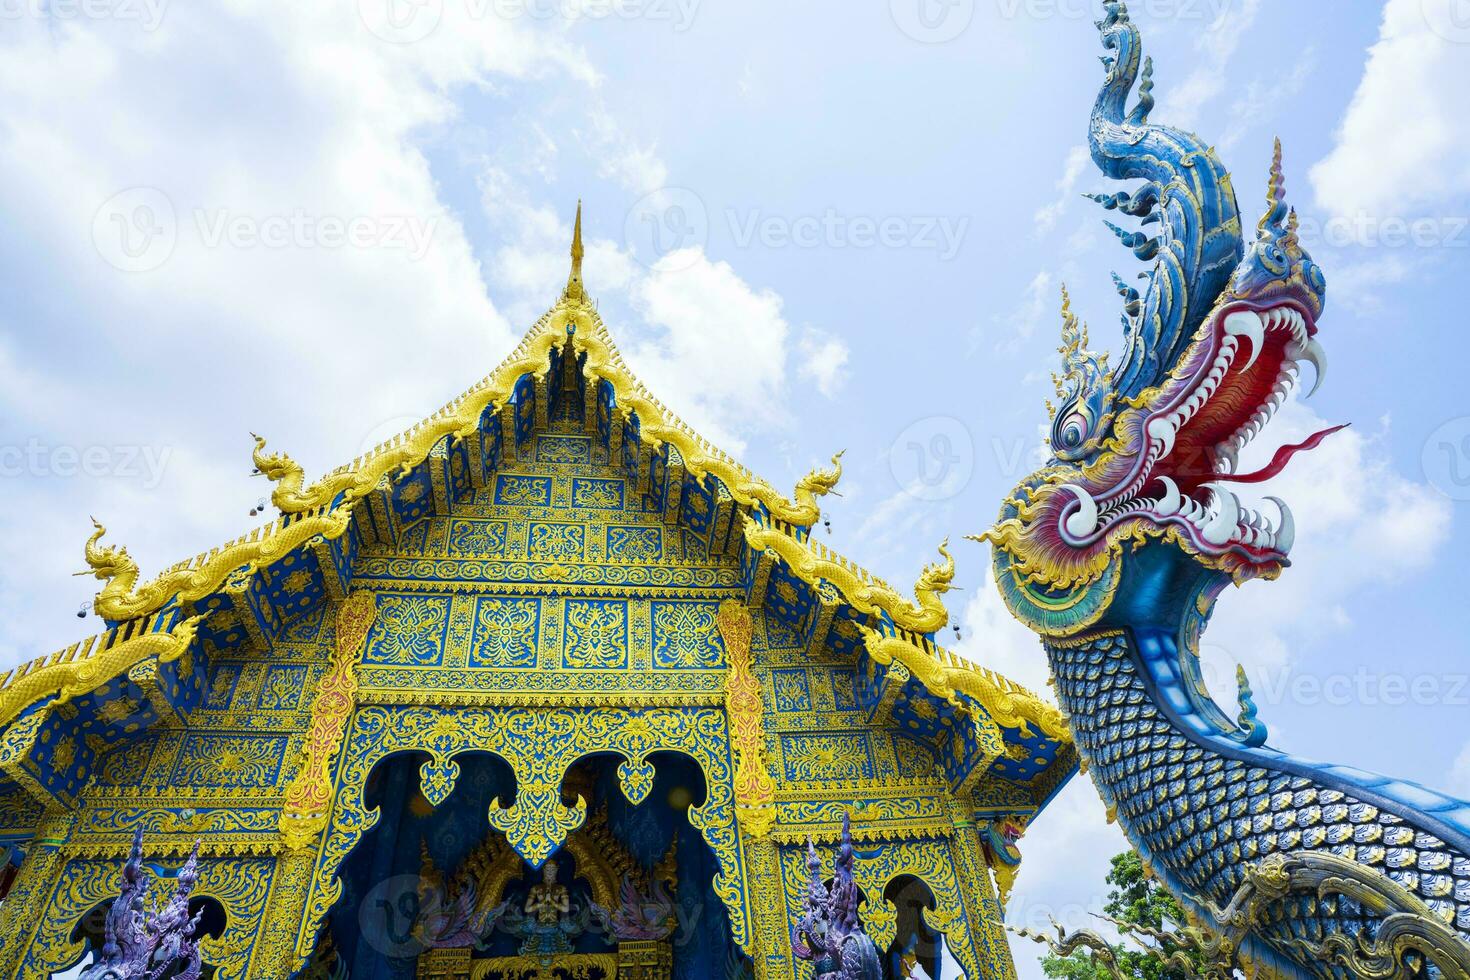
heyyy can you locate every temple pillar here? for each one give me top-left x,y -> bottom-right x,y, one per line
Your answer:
947,804 -> 1019,980
0,813 -> 71,978
253,592 -> 378,979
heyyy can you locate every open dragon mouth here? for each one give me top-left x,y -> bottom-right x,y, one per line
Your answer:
1066,301 -> 1336,564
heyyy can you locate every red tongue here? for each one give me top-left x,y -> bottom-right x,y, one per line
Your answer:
1214,424 -> 1350,485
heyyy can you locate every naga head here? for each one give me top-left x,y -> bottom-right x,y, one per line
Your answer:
977,2 -> 1337,640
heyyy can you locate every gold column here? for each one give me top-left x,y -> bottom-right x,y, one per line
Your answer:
715,601 -> 792,979
947,803 -> 1019,980
254,592 -> 377,978
0,812 -> 72,978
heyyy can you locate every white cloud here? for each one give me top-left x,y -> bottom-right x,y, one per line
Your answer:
795,327 -> 850,398
981,271 -> 1054,355
1219,49 -> 1317,152
1197,399 -> 1450,700
1311,0 -> 1470,220
624,247 -> 791,453
1033,145 -> 1091,236
1153,0 -> 1262,130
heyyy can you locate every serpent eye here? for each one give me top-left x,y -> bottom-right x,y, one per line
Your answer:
1260,243 -> 1288,276
1056,410 -> 1091,451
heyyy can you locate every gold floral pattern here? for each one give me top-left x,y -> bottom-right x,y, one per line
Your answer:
471,597 -> 540,668
562,599 -> 628,669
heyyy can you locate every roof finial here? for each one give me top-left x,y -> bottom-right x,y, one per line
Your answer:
563,200 -> 586,303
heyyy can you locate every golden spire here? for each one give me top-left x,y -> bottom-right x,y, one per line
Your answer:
563,199 -> 586,303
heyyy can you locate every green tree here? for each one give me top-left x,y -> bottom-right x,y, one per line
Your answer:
1040,850 -> 1203,980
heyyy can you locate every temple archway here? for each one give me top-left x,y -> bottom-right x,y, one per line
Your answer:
313,746 -> 750,980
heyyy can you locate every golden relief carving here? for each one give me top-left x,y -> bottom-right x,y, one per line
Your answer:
278,591 -> 377,851
717,601 -> 776,839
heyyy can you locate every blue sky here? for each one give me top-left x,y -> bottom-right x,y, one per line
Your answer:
3,1 -> 1469,976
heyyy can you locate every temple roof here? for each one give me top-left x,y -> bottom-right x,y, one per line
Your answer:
0,209 -> 1074,829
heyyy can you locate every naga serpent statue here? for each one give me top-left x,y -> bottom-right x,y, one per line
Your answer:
978,4 -> 1470,977
791,815 -> 883,980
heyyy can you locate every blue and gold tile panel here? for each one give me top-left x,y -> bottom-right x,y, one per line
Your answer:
991,724 -> 1061,784
606,524 -> 662,563
562,598 -> 628,669
495,474 -> 552,507
392,466 -> 434,527
448,434 -> 473,502
779,732 -> 875,783
512,373 -> 536,446
256,665 -> 308,711
596,378 -> 615,448
831,668 -> 859,711
469,596 -> 541,668
479,403 -> 504,476
364,593 -> 451,666
538,434 -> 592,465
764,562 -> 815,634
772,669 -> 812,712
448,519 -> 510,558
169,733 -> 288,788
528,522 -> 585,562
680,473 -> 715,537
571,477 -> 624,510
621,414 -> 642,486
648,445 -> 669,513
649,600 -> 723,669
258,548 -> 326,625
203,663 -> 242,709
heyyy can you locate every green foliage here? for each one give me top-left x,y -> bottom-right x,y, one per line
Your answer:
1040,850 -> 1202,980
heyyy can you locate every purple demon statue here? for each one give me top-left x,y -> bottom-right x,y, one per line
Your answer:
791,814 -> 883,980
78,828 -> 205,980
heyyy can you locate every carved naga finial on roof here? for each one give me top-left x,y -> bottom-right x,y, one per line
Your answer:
77,518 -> 140,602
251,433 -> 307,509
